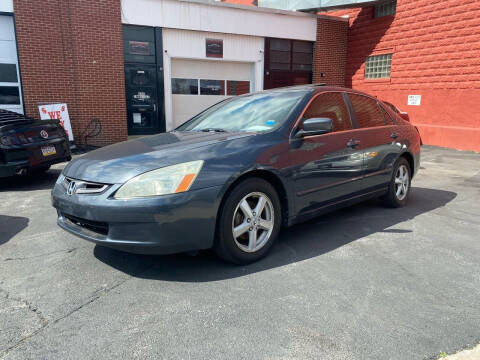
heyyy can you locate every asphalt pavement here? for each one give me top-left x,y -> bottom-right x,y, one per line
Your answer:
0,146 -> 479,360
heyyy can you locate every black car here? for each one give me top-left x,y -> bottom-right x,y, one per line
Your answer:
52,85 -> 421,264
0,109 -> 71,177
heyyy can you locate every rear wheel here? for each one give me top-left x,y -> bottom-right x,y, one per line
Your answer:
383,157 -> 411,208
214,178 -> 281,264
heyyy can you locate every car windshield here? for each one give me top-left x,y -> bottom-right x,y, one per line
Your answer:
176,90 -> 308,133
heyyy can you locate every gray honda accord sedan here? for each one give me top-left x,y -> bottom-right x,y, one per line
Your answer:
52,85 -> 421,264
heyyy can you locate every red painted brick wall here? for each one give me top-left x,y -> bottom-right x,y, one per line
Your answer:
313,16 -> 349,86
13,0 -> 127,146
325,1 -> 480,152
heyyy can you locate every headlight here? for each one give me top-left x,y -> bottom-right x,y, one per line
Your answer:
114,160 -> 204,199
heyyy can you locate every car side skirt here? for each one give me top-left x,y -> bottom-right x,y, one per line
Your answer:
288,187 -> 388,227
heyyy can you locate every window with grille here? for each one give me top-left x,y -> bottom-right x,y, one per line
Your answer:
365,54 -> 392,79
268,38 -> 313,72
375,0 -> 396,18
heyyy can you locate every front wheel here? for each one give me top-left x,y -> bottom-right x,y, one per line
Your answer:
383,157 -> 411,208
214,178 -> 281,264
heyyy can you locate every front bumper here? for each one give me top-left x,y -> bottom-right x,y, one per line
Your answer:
52,182 -> 223,254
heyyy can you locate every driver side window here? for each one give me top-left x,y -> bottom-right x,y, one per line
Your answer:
303,92 -> 352,132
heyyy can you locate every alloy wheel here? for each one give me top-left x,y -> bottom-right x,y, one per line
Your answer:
394,164 -> 410,201
232,192 -> 274,253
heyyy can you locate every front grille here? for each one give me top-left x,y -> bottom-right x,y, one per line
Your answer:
63,213 -> 109,236
62,177 -> 109,194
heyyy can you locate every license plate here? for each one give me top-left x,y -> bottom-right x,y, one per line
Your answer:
41,145 -> 56,156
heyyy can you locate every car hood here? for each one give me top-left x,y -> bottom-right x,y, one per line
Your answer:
63,131 -> 253,184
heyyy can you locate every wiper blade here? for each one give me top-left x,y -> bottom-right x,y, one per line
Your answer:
200,128 -> 227,133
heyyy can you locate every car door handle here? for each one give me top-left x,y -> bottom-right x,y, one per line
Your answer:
390,132 -> 399,139
347,139 -> 361,148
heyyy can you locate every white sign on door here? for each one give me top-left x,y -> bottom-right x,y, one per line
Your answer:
408,95 -> 421,106
38,103 -> 74,141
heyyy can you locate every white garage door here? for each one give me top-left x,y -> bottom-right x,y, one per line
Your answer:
171,59 -> 252,128
0,15 -> 23,114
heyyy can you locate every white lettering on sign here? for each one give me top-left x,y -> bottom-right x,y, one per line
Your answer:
38,103 -> 74,141
408,95 -> 421,106
133,92 -> 150,101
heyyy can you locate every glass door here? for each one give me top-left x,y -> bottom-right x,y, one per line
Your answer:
123,25 -> 165,135
0,15 -> 23,114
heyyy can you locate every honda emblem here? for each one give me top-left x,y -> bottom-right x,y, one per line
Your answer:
66,181 -> 76,196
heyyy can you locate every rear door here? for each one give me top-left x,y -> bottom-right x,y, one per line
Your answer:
346,93 -> 401,190
288,92 -> 366,217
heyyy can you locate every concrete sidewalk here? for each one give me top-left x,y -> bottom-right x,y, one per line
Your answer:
440,344 -> 480,360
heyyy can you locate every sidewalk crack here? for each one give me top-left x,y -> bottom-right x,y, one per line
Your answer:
0,262 -> 154,358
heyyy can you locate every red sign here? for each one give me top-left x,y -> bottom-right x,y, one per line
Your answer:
38,103 -> 74,141
206,39 -> 223,58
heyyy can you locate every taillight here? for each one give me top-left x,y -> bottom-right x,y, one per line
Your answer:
1,135 -> 13,146
17,133 -> 29,144
399,112 -> 410,122
0,135 -> 22,146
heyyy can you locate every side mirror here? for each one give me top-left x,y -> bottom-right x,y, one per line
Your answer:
295,118 -> 333,138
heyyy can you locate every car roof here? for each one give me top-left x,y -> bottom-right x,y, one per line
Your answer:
265,83 -> 378,99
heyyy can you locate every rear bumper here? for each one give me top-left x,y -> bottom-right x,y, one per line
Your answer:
0,137 -> 71,178
52,182 -> 223,255
0,155 -> 71,177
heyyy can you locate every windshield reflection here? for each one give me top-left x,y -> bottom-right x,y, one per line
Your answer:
177,91 -> 308,133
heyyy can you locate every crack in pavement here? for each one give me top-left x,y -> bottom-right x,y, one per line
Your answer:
0,287 -> 48,328
0,262 -> 155,359
2,248 -> 78,262
0,286 -> 49,358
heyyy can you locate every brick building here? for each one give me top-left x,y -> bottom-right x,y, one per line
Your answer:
1,0 -> 348,147
1,0 -> 478,151
11,0 -> 127,145
325,1 -> 480,152
233,0 -> 480,152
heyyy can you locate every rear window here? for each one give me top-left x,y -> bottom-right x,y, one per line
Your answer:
349,94 -> 386,128
379,105 -> 395,125
0,109 -> 33,126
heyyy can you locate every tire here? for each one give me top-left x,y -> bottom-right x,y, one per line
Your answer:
214,178 -> 282,264
382,157 -> 411,208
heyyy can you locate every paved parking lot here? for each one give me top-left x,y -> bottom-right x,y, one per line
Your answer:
0,146 -> 479,360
